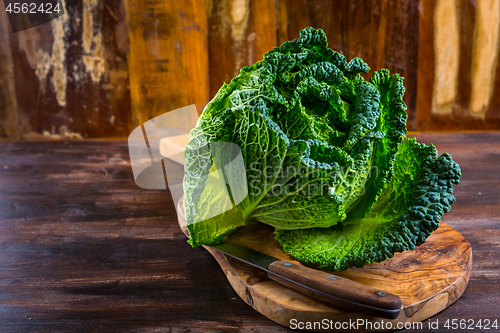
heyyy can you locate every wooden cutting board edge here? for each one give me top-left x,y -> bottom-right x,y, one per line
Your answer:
176,201 -> 472,333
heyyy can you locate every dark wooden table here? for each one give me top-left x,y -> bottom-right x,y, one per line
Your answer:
0,133 -> 499,332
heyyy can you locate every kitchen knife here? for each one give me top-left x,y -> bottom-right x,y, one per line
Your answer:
208,241 -> 401,319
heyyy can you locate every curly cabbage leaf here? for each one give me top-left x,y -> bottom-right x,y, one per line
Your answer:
183,27 -> 461,271
274,138 -> 461,270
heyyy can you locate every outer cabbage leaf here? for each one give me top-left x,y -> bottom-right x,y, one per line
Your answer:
274,138 -> 461,271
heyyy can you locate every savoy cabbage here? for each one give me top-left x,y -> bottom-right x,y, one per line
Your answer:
182,27 -> 461,271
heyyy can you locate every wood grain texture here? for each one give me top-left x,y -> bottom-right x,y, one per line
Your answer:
432,0 -> 460,115
1,0 -> 132,139
178,202 -> 471,332
3,0 -> 500,137
276,0 -> 420,131
469,0 -> 500,118
0,7 -> 19,139
125,0 -> 209,126
207,0 -> 276,99
0,133 -> 498,332
417,0 -> 500,130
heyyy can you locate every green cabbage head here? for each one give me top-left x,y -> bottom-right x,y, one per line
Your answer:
182,27 -> 461,271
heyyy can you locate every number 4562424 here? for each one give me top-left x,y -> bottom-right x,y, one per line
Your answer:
443,319 -> 498,330
5,2 -> 61,14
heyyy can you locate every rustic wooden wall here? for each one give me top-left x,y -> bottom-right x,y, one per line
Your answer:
417,0 -> 500,130
124,0 -> 209,129
1,0 -> 500,140
276,0 -> 420,130
0,0 -> 131,139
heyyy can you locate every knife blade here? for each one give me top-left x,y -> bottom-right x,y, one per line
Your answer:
208,241 -> 401,319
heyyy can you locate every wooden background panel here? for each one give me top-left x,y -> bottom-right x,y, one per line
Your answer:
276,0 -> 420,130
124,0 -> 209,128
0,0 -> 132,140
0,8 -> 19,139
417,0 -> 500,131
207,0 -> 276,100
2,0 -> 500,139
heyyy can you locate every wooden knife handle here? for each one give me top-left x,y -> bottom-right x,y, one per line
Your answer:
267,260 -> 401,319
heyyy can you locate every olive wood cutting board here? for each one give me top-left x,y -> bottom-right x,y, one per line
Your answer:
176,198 -> 472,332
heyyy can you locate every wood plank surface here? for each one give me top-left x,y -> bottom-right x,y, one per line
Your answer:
0,133 -> 498,332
